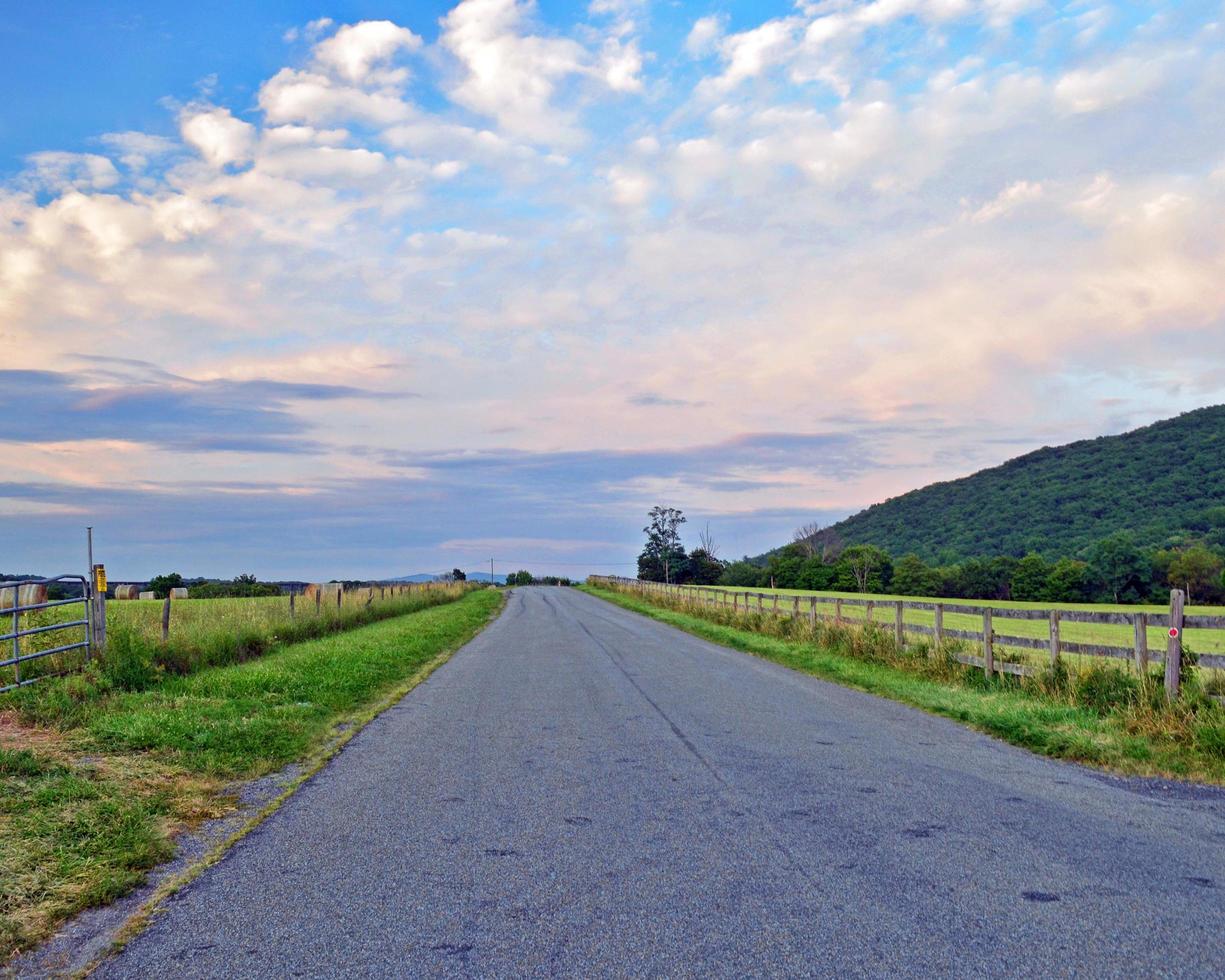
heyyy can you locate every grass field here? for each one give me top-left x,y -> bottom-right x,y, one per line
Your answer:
0,588 -> 503,960
685,584 -> 1225,677
2,584 -> 468,689
582,583 -> 1225,784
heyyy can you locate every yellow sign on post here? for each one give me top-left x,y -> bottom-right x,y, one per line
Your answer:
93,564 -> 107,593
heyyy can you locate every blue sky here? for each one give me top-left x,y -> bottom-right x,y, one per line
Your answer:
2,1 -> 1224,580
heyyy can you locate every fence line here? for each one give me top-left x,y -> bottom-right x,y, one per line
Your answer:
590,577 -> 1225,701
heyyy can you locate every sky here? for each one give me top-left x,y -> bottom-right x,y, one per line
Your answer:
2,0 -> 1224,581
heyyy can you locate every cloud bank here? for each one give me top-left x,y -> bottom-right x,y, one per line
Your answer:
2,0 -> 1224,577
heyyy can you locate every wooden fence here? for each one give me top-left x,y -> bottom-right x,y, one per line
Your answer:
591,577 -> 1225,701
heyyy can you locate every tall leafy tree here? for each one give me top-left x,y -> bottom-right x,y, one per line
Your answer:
639,506 -> 687,583
1086,533 -> 1151,603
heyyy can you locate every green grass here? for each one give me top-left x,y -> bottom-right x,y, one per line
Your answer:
581,583 -> 1225,784
3,584 -> 469,688
0,588 -> 502,960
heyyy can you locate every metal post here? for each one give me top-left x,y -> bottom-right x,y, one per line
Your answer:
10,585 -> 18,687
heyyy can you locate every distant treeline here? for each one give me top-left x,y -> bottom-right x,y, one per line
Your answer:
504,570 -> 573,586
642,534 -> 1225,606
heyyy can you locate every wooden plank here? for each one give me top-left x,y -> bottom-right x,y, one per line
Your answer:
983,608 -> 994,678
1133,613 -> 1148,673
1166,589 -> 1185,702
1184,615 -> 1225,629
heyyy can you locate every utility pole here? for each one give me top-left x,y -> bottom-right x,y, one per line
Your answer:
490,557 -> 494,584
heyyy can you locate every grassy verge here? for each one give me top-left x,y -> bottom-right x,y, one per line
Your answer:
4,584 -> 472,688
581,584 -> 1225,784
0,588 -> 503,960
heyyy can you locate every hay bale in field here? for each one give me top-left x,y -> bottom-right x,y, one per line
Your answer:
138,591 -> 156,600
114,585 -> 141,600
0,583 -> 47,610
169,587 -> 189,600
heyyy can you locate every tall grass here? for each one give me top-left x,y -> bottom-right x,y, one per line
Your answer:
2,585 -> 477,692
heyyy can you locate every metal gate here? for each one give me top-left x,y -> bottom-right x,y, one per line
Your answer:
1,575 -> 93,694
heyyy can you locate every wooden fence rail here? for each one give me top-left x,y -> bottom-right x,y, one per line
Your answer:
590,577 -> 1224,701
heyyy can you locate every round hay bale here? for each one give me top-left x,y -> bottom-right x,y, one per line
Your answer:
169,588 -> 189,600
0,584 -> 43,610
138,591 -> 156,600
114,585 -> 141,600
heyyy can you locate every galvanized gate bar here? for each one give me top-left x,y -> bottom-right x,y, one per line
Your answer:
1,575 -> 92,695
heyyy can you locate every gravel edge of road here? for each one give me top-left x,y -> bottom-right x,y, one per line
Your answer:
5,591 -> 507,980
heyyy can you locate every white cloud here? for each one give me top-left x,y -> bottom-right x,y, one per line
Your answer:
180,106 -> 256,168
968,180 -> 1044,223
312,20 -> 422,83
26,152 -> 120,191
685,16 -> 724,57
440,0 -> 590,144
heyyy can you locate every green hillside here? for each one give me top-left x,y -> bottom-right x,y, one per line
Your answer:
816,406 -> 1225,562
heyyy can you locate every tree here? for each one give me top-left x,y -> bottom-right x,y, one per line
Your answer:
147,572 -> 185,599
719,560 -> 764,587
698,522 -> 720,560
890,554 -> 939,597
792,522 -> 823,558
1010,554 -> 1050,602
1167,546 -> 1222,604
451,568 -> 467,582
840,545 -> 890,593
1086,532 -> 1151,603
687,548 -> 725,585
1044,557 -> 1089,602
639,506 -> 687,583
506,570 -> 533,586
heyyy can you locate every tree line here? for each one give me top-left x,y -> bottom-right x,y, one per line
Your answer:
637,509 -> 1225,605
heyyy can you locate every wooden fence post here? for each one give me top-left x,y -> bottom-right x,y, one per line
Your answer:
934,603 -> 944,648
1133,613 -> 1148,674
835,598 -> 843,625
894,601 -> 904,647
792,596 -> 799,620
1165,589 -> 1185,701
289,592 -> 296,618
1048,610 -> 1060,667
315,590 -> 321,615
983,608 -> 994,678
337,588 -> 342,611
865,600 -> 874,626
161,597 -> 171,644
809,597 -> 816,628
772,594 -> 780,615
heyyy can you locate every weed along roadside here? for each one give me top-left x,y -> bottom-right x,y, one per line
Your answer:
0,587 -> 504,963
581,581 -> 1225,784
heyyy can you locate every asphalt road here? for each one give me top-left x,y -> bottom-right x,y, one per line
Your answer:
97,587 -> 1224,978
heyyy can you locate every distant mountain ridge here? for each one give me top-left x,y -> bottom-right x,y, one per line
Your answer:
793,406 -> 1225,563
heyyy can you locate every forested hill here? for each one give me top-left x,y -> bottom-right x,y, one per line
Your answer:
811,406 -> 1225,562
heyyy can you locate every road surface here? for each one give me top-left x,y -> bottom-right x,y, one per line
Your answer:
97,586 -> 1224,978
